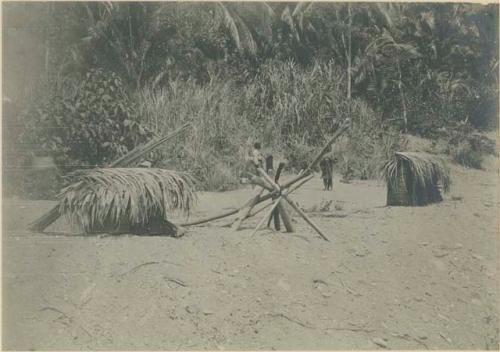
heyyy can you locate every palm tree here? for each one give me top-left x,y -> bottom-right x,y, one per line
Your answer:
353,29 -> 421,131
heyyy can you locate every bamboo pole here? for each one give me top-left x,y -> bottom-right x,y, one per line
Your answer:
248,200 -> 274,218
284,173 -> 314,194
283,123 -> 349,188
110,123 -> 191,167
179,208 -> 240,227
283,196 -> 329,242
256,167 -> 296,232
256,167 -> 280,191
221,200 -> 274,228
246,175 -> 274,192
269,205 -> 281,230
252,197 -> 282,235
232,186 -> 264,230
253,167 -> 304,234
277,199 -> 294,232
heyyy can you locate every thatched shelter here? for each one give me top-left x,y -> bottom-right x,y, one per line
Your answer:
382,152 -> 451,206
58,168 -> 196,236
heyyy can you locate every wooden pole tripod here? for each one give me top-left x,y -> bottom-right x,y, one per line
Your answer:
180,122 -> 349,241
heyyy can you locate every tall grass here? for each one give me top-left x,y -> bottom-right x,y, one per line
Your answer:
451,141 -> 483,169
136,78 -> 259,191
246,60 -> 348,147
334,102 -> 403,180
135,62 -> 402,190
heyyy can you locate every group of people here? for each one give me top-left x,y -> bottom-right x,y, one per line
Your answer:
249,142 -> 334,191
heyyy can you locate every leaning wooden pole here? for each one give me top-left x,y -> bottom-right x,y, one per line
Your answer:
232,187 -> 265,230
281,122 -> 349,189
255,167 -> 295,232
283,196 -> 329,241
276,199 -> 294,232
29,123 -> 191,232
252,197 -> 283,235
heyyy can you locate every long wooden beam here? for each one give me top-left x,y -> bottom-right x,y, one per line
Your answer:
232,187 -> 265,230
283,196 -> 329,241
279,122 -> 349,190
252,197 -> 283,235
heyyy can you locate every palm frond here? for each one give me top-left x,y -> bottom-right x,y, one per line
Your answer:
382,152 -> 451,206
383,152 -> 450,191
217,2 -> 258,55
217,2 -> 242,51
58,168 -> 196,232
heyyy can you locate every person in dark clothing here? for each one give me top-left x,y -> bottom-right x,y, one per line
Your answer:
319,156 -> 334,190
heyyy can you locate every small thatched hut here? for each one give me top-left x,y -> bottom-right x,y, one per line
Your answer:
382,152 -> 450,206
58,168 -> 196,236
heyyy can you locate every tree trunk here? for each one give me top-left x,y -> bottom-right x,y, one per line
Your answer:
397,62 -> 408,133
347,3 -> 352,102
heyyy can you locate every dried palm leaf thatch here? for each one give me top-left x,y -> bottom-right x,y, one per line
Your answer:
382,152 -> 451,206
58,168 -> 196,234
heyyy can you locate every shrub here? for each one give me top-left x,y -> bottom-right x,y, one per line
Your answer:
22,69 -> 154,173
135,78 -> 258,191
451,141 -> 483,169
333,102 -> 402,180
247,60 -> 348,145
20,163 -> 62,200
136,65 -> 403,188
283,136 -> 318,172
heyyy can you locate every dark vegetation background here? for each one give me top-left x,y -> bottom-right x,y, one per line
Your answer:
2,2 -> 498,198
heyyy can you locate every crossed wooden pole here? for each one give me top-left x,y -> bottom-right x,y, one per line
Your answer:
180,123 -> 349,241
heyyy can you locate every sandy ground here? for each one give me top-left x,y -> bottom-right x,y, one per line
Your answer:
2,158 -> 498,350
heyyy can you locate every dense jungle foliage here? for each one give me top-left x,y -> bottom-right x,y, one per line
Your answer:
3,2 -> 498,196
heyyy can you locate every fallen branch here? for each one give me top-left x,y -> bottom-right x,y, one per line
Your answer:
119,261 -> 160,277
265,313 -> 315,329
164,277 -> 188,287
392,332 -> 430,349
325,326 -> 376,333
39,306 -> 72,320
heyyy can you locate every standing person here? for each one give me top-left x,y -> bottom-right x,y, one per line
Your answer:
252,142 -> 264,170
320,155 -> 334,190
245,142 -> 265,189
